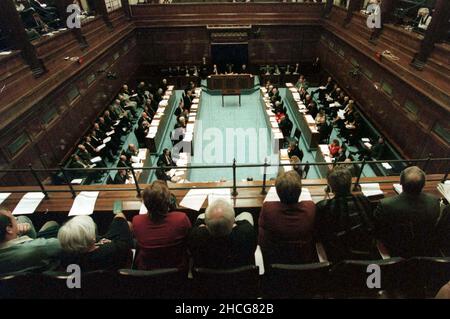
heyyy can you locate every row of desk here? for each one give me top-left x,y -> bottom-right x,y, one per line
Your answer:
285,82 -> 320,150
259,87 -> 284,153
144,86 -> 176,153
169,87 -> 203,183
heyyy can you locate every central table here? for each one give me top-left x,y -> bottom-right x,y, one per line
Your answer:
222,88 -> 241,107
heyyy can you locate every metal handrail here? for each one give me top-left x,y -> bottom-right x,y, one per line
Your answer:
0,157 -> 448,198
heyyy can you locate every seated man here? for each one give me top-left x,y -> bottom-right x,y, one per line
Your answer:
287,141 -> 304,161
315,167 -> 379,262
157,148 -> 176,171
189,199 -> 257,269
0,209 -> 61,275
114,169 -> 130,184
58,213 -> 133,271
258,171 -> 316,265
374,166 -> 442,257
278,113 -> 293,138
132,181 -> 191,270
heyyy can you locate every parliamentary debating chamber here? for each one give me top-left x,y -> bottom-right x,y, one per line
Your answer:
0,0 -> 449,300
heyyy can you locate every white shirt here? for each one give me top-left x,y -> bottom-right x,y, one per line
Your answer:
418,15 -> 432,31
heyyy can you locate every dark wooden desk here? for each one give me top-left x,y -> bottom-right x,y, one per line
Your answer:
207,74 -> 253,90
222,88 -> 241,107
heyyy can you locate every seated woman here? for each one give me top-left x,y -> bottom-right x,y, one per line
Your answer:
328,139 -> 341,158
57,213 -> 133,271
315,167 -> 379,262
132,181 -> 191,270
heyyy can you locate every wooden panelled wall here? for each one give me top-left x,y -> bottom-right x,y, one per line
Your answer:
0,8 -> 140,186
318,32 -> 449,172
136,25 -> 321,69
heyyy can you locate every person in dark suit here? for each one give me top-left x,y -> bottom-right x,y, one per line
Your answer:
114,169 -> 129,184
279,114 -> 293,138
157,149 -> 176,171
117,155 -> 130,168
315,166 -> 379,262
287,141 -> 304,162
373,166 -> 442,257
182,89 -> 192,112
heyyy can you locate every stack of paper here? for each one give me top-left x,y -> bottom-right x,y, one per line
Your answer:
437,183 -> 450,203
360,183 -> 384,197
68,191 -> 99,216
12,192 -> 45,215
179,189 -> 209,211
208,188 -> 232,204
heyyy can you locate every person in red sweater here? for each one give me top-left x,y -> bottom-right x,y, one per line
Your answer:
258,171 -> 316,265
328,139 -> 341,158
132,181 -> 191,270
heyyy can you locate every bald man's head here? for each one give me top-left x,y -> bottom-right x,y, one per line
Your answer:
400,166 -> 426,195
204,199 -> 235,238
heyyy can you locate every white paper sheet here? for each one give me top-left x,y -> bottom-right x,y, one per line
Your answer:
381,162 -> 392,169
393,184 -> 403,194
68,191 -> 99,216
208,188 -> 231,204
71,179 -> 83,185
103,136 -> 111,144
139,203 -> 147,215
138,149 -> 147,160
179,189 -> 209,211
131,156 -> 140,163
361,183 -> 384,197
91,156 -> 102,163
12,192 -> 45,215
264,187 -> 312,202
0,193 -> 11,206
95,144 -> 106,152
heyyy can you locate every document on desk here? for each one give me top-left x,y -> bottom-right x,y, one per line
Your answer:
280,149 -> 289,159
381,162 -> 392,169
12,192 -> 45,215
106,130 -> 115,136
131,156 -> 140,163
208,188 -> 231,204
264,187 -> 312,202
95,144 -> 106,152
437,183 -> 450,203
91,156 -> 102,163
139,203 -> 147,215
138,149 -> 147,160
71,178 -> 83,185
0,193 -> 11,206
393,184 -> 403,194
360,183 -> 384,197
180,189 -> 209,211
68,191 -> 99,216
103,136 -> 111,144
280,160 -> 292,172
337,110 -> 345,119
